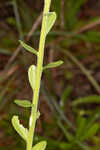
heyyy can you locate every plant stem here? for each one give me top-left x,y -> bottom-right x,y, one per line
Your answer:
26,0 -> 51,150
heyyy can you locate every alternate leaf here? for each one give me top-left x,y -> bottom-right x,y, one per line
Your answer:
43,60 -> 63,70
19,40 -> 38,55
28,65 -> 36,90
12,116 -> 28,142
45,12 -> 56,34
14,100 -> 32,108
32,141 -> 47,150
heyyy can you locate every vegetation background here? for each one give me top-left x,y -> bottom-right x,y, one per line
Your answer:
0,0 -> 100,150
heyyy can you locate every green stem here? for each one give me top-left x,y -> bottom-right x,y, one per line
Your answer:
26,0 -> 51,150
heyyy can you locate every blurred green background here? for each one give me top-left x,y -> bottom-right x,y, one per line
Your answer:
1,0 -> 100,150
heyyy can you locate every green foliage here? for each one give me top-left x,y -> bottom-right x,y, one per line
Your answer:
14,100 -> 32,108
1,0 -> 100,150
74,114 -> 100,143
72,95 -> 100,106
32,141 -> 47,150
76,117 -> 87,140
19,40 -> 38,55
60,85 -> 72,109
45,12 -> 56,34
12,116 -> 28,142
28,65 -> 37,91
43,60 -> 63,70
11,1 -> 64,150
65,0 -> 87,29
81,123 -> 99,141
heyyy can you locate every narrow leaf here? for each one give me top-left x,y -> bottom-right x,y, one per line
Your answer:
76,117 -> 87,140
81,123 -> 99,141
61,85 -> 72,109
14,100 -> 32,108
12,116 -> 28,142
32,141 -> 47,150
28,65 -> 36,90
43,60 -> 63,70
46,12 -> 56,34
19,40 -> 38,55
72,95 -> 100,106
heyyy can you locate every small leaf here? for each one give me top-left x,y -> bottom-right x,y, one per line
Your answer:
45,12 -> 56,34
81,123 -> 99,141
32,141 -> 47,150
19,40 -> 38,55
12,116 -> 28,142
14,100 -> 32,108
43,60 -> 64,70
37,111 -> 40,119
28,65 -> 36,90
